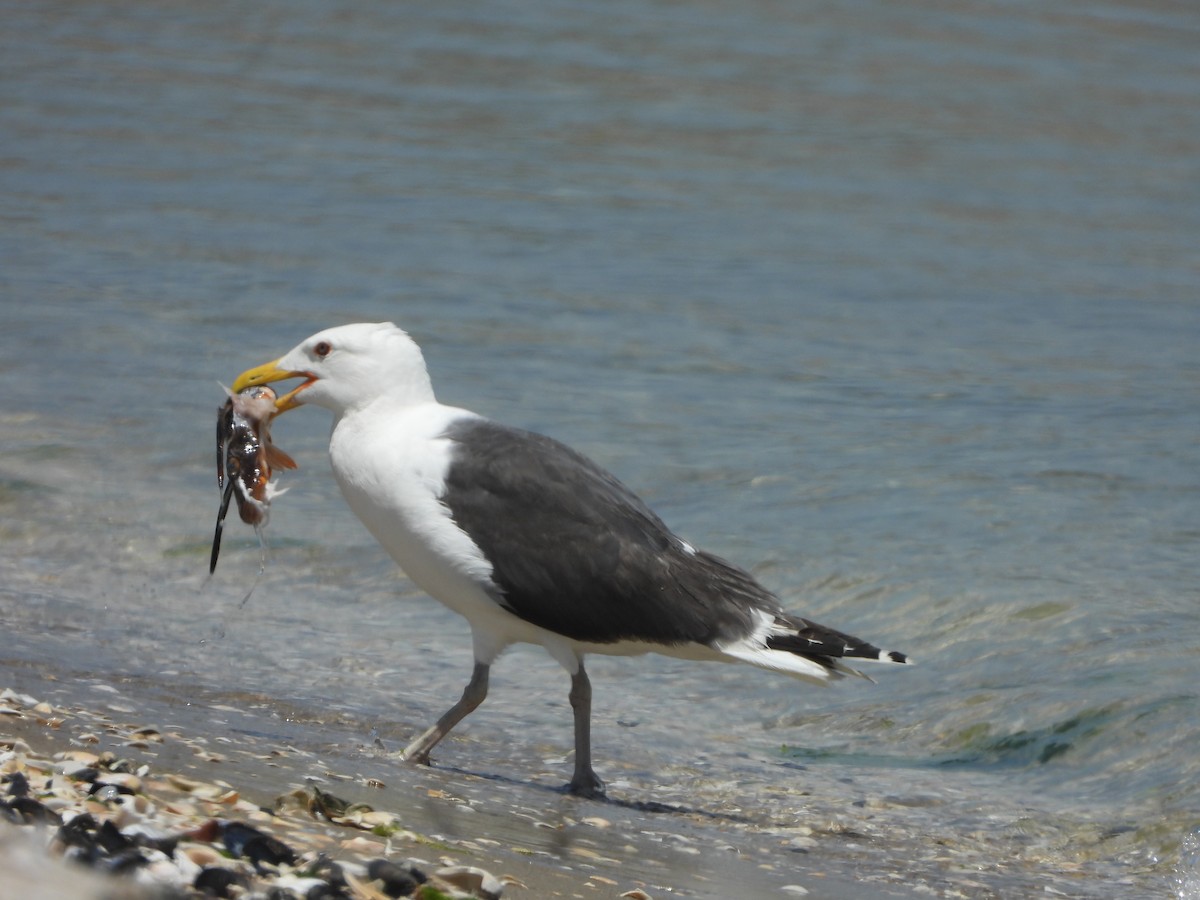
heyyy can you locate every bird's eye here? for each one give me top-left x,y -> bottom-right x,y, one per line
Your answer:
313,341 -> 332,358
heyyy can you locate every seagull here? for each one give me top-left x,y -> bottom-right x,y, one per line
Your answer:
232,322 -> 908,798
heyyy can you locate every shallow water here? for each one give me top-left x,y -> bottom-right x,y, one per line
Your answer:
3,1 -> 1199,896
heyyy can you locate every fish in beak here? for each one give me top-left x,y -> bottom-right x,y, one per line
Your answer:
210,384 -> 297,574
232,360 -> 316,413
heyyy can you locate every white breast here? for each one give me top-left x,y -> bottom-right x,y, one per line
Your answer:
328,401 -> 487,593
327,401 -> 554,659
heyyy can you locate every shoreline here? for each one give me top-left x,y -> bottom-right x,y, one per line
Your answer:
1,660 -> 1171,899
0,684 -> 642,900
1,681 -> 899,900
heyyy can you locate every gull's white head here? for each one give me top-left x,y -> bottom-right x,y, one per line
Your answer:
232,322 -> 435,416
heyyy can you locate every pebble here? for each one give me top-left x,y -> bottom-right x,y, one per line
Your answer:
0,687 -> 511,900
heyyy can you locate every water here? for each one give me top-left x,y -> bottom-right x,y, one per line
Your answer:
3,1 -> 1199,895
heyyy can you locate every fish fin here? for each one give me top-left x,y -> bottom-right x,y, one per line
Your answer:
265,444 -> 298,470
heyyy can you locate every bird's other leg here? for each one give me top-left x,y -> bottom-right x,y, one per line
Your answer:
400,661 -> 489,766
567,662 -> 605,799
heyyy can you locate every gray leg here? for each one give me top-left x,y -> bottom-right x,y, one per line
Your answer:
567,663 -> 605,798
401,661 -> 489,765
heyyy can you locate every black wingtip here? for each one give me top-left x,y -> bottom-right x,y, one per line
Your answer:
885,650 -> 909,664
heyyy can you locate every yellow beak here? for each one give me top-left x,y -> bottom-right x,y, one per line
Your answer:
232,359 -> 315,413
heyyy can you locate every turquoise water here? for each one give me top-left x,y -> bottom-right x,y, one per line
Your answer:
3,2 -> 1199,895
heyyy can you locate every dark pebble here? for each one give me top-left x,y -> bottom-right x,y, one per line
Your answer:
101,847 -> 151,875
244,834 -> 298,870
6,796 -> 61,827
95,818 -> 133,855
194,865 -> 250,898
55,813 -> 145,869
366,859 -> 426,897
57,812 -> 100,848
0,800 -> 15,825
221,820 -> 298,871
220,820 -> 268,856
306,854 -> 348,892
3,771 -> 30,798
89,780 -> 136,798
142,833 -> 182,858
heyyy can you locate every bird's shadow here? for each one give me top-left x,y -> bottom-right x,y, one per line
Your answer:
428,762 -> 753,824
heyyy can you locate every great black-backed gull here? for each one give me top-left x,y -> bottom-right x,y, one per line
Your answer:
232,321 -> 908,798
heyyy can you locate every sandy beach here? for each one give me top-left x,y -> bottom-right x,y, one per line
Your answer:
0,682 -> 647,900
1,676 -> 920,900
4,660 -> 1167,899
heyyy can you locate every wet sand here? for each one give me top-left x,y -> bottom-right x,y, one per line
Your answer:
1,669 -> 917,900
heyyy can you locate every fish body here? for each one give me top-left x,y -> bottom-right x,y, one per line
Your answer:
210,385 -> 297,573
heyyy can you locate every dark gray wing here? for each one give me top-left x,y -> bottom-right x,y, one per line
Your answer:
439,419 -> 781,647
